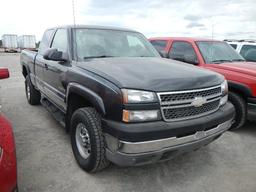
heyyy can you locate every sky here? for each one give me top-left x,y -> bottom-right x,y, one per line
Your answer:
0,0 -> 255,41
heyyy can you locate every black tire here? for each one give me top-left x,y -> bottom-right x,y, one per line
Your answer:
25,76 -> 41,105
228,91 -> 247,130
70,107 -> 109,172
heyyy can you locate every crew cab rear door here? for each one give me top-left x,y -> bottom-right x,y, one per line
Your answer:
42,28 -> 69,112
168,41 -> 199,65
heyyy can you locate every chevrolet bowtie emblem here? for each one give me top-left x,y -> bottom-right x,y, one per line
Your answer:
192,96 -> 207,107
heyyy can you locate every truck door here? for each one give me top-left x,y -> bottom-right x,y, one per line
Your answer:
42,28 -> 69,111
35,29 -> 55,91
168,41 -> 199,65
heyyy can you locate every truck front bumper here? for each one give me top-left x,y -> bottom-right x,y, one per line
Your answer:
103,102 -> 234,166
105,119 -> 232,166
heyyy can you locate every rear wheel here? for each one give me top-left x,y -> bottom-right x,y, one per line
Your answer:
228,91 -> 247,130
25,76 -> 41,105
70,107 -> 109,172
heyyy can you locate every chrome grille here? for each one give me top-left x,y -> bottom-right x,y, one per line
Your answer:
160,87 -> 221,103
158,85 -> 222,121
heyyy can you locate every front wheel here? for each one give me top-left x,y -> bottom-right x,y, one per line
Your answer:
228,92 -> 247,130
70,107 -> 109,172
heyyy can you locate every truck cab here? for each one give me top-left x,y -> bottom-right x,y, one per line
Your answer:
149,37 -> 256,129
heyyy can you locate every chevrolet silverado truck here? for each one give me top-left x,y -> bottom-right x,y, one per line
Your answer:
20,26 -> 234,172
150,37 -> 256,130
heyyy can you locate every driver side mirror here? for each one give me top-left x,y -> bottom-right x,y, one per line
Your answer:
158,50 -> 169,58
184,55 -> 199,65
43,48 -> 68,63
170,54 -> 198,65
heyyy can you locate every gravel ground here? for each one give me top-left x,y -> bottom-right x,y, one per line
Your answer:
0,52 -> 256,192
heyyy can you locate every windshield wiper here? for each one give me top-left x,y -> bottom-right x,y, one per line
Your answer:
211,59 -> 232,63
84,55 -> 114,59
232,59 -> 246,62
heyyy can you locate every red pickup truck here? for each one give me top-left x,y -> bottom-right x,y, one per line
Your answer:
149,37 -> 256,129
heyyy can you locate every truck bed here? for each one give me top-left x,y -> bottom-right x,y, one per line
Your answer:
20,49 -> 38,80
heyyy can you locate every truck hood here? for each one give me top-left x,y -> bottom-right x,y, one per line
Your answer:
77,57 -> 224,92
212,62 -> 256,77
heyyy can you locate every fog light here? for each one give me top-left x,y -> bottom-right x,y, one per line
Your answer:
122,110 -> 160,122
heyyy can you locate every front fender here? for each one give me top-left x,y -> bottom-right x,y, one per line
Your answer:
66,83 -> 106,115
228,81 -> 252,97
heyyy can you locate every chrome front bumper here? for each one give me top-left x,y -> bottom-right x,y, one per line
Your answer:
105,119 -> 232,166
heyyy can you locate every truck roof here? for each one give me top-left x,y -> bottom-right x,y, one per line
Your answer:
149,37 -> 221,42
47,25 -> 138,33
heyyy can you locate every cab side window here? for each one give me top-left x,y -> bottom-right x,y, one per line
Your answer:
51,29 -> 68,52
169,41 -> 198,64
38,29 -> 55,55
229,44 -> 237,49
150,40 -> 168,52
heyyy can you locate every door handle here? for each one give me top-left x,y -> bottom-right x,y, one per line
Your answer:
44,63 -> 48,70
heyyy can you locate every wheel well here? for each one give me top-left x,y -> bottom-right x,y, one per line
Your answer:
22,65 -> 28,78
228,87 -> 247,100
228,81 -> 251,100
65,93 -> 93,131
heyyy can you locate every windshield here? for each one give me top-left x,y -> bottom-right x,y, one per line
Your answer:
73,28 -> 160,61
196,41 -> 245,64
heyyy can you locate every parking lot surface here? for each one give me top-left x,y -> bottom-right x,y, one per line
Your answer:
0,52 -> 256,192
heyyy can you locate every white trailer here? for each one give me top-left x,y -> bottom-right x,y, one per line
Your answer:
18,35 -> 36,50
2,34 -> 18,52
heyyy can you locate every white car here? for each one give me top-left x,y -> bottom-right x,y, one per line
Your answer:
225,39 -> 256,62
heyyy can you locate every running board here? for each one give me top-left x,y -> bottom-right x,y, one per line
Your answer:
41,97 -> 66,127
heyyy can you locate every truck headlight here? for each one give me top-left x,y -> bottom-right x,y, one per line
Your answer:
122,89 -> 157,103
220,80 -> 228,106
221,80 -> 228,96
122,110 -> 160,122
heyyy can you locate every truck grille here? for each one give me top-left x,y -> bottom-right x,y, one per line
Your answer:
158,85 -> 222,121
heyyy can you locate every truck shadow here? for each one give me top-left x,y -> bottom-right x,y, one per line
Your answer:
231,121 -> 256,136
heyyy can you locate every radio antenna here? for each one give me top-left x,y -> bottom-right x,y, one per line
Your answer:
72,0 -> 78,61
72,0 -> 76,26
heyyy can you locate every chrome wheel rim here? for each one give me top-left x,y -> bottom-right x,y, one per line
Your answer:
26,83 -> 31,100
75,123 -> 91,159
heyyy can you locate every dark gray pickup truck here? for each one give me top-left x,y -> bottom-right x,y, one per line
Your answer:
20,25 -> 234,172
